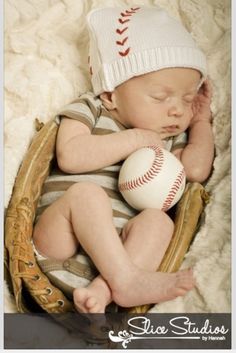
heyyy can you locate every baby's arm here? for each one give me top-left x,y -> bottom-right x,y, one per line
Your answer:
56,118 -> 163,173
174,80 -> 214,183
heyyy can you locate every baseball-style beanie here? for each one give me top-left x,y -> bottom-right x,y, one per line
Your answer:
87,6 -> 207,95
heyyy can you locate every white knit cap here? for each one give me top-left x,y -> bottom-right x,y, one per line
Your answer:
87,6 -> 207,95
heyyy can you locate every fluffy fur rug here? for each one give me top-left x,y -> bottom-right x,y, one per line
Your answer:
4,0 -> 231,313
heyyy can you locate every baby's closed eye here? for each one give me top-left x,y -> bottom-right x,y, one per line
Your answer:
150,94 -> 168,102
183,94 -> 195,103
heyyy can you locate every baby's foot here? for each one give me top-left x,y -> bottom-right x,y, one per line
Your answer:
160,268 -> 195,301
111,268 -> 195,308
73,288 -> 103,313
73,277 -> 112,313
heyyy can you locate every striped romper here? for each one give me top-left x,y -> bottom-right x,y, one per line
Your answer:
35,92 -> 187,295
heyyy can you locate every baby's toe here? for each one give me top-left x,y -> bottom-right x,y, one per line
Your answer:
89,303 -> 104,313
73,288 -> 90,313
86,296 -> 97,309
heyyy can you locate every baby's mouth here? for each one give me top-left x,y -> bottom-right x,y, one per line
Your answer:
163,125 -> 179,133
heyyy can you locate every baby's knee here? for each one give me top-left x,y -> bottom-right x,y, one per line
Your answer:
144,208 -> 173,223
124,208 -> 174,240
66,182 -> 108,204
141,208 -> 174,237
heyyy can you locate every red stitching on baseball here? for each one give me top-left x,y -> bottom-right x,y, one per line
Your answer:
119,146 -> 164,192
161,169 -> 185,211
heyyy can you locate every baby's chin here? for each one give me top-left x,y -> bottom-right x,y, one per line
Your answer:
161,131 -> 181,140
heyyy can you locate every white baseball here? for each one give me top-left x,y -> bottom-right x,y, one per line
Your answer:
118,146 -> 186,211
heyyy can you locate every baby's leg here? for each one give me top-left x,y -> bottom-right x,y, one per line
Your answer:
33,193 -> 79,261
33,181 -> 125,265
110,209 -> 194,308
74,208 -> 194,312
74,208 -> 174,312
34,182 -> 194,312
33,181 -> 128,311
121,208 -> 174,271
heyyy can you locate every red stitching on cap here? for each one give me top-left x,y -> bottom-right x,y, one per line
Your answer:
121,12 -> 132,17
116,37 -> 128,46
119,48 -> 130,56
115,7 -> 141,57
119,18 -> 130,24
116,27 -> 128,35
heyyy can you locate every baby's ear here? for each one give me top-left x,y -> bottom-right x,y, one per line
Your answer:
100,92 -> 117,110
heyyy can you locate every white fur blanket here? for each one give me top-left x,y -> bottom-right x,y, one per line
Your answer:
5,0 -> 231,313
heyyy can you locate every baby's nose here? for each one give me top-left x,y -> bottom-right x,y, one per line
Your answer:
168,99 -> 184,117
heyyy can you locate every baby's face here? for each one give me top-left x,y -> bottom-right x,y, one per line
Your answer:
110,68 -> 201,139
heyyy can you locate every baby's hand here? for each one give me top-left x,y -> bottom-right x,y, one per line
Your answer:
190,79 -> 213,127
134,128 -> 164,148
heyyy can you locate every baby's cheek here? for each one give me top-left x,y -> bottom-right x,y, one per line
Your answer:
182,111 -> 193,129
190,108 -> 194,119
187,105 -> 194,117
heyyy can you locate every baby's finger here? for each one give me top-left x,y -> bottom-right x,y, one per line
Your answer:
202,78 -> 213,98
